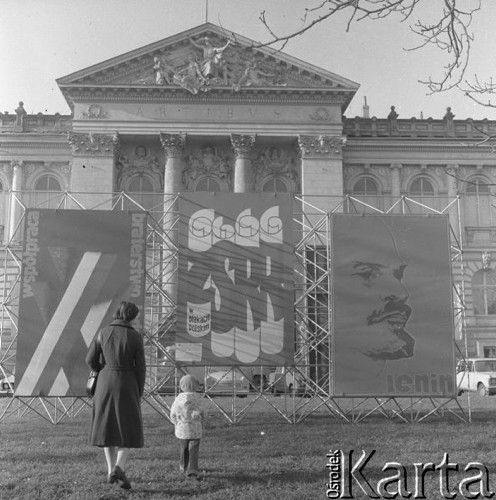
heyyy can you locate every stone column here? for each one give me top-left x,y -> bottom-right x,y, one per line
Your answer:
390,163 -> 402,213
159,133 -> 186,314
68,132 -> 119,209
160,133 -> 186,195
297,135 -> 345,215
8,160 -> 23,243
230,134 -> 256,193
297,134 -> 345,386
446,164 -> 460,238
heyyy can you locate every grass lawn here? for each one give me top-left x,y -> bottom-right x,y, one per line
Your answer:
1,394 -> 496,499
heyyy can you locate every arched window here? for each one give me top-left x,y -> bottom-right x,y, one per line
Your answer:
32,174 -> 62,208
262,177 -> 289,193
194,177 -> 221,192
473,269 -> 496,315
353,177 -> 378,196
410,177 -> 434,196
464,177 -> 493,227
349,176 -> 381,213
35,175 -> 61,192
126,174 -> 158,210
408,177 -> 436,213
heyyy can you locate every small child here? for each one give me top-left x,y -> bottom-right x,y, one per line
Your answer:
170,374 -> 204,478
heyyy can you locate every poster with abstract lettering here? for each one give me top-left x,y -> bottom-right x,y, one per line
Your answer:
176,193 -> 294,366
15,209 -> 147,397
331,214 -> 456,397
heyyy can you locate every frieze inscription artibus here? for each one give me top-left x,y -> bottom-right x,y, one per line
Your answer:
131,104 -> 332,122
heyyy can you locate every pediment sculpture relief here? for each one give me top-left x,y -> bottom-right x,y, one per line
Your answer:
182,145 -> 233,190
150,35 -> 289,94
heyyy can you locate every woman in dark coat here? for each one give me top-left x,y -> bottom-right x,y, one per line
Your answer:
86,301 -> 146,490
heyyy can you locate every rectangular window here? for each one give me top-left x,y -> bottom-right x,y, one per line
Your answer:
483,346 -> 496,358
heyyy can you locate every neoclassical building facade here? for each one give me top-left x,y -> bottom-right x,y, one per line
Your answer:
1,23 -> 496,360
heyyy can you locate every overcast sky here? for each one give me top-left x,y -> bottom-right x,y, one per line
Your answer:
1,0 -> 495,120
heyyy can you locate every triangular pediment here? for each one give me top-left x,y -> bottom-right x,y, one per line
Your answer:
57,23 -> 358,103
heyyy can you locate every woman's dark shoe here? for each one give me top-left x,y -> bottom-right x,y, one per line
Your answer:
110,465 -> 131,490
108,473 -> 116,484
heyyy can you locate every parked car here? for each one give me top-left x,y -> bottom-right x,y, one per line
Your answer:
155,359 -> 205,395
0,375 -> 14,397
205,367 -> 249,396
245,367 -> 272,392
269,367 -> 307,396
456,358 -> 496,396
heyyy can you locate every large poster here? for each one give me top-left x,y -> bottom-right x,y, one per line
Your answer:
332,214 -> 455,397
15,209 -> 147,397
176,193 -> 294,365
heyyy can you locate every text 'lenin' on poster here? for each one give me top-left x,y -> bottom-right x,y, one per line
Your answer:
15,209 -> 147,397
176,193 -> 294,366
332,214 -> 456,397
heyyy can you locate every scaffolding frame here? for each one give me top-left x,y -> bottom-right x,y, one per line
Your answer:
0,191 -> 469,424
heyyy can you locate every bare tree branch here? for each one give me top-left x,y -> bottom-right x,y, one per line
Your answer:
255,0 -> 422,49
255,0 -> 482,95
462,75 -> 496,109
415,0 -> 479,93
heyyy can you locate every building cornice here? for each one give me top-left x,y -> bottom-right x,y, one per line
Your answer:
345,139 -> 495,154
0,139 -> 71,149
60,85 -> 354,107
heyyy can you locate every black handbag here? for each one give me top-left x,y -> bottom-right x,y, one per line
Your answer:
86,331 -> 102,397
86,370 -> 99,397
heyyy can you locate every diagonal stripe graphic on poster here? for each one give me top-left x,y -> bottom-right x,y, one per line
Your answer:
16,209 -> 147,397
49,367 -> 71,396
16,251 -> 104,395
81,300 -> 113,348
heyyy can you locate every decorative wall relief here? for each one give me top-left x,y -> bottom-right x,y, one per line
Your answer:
81,104 -> 108,119
435,166 -> 449,190
400,165 -> 414,187
375,166 -> 391,191
343,165 -> 363,189
116,145 -> 164,191
0,162 -> 12,189
309,108 -> 330,121
68,132 -> 119,156
485,166 -> 496,184
298,135 -> 345,157
23,161 -> 70,191
1,161 -> 13,177
253,146 -> 300,192
182,145 -> 233,190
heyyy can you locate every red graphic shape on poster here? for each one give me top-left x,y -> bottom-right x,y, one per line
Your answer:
332,214 -> 456,397
176,193 -> 294,366
15,209 -> 147,397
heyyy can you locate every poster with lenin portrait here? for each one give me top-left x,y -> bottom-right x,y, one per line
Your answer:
331,214 -> 456,397
176,193 -> 294,366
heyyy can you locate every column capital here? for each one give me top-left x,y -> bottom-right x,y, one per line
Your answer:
390,163 -> 402,170
68,132 -> 119,156
10,159 -> 23,170
230,134 -> 256,159
446,163 -> 459,173
298,135 -> 346,158
160,132 -> 186,158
